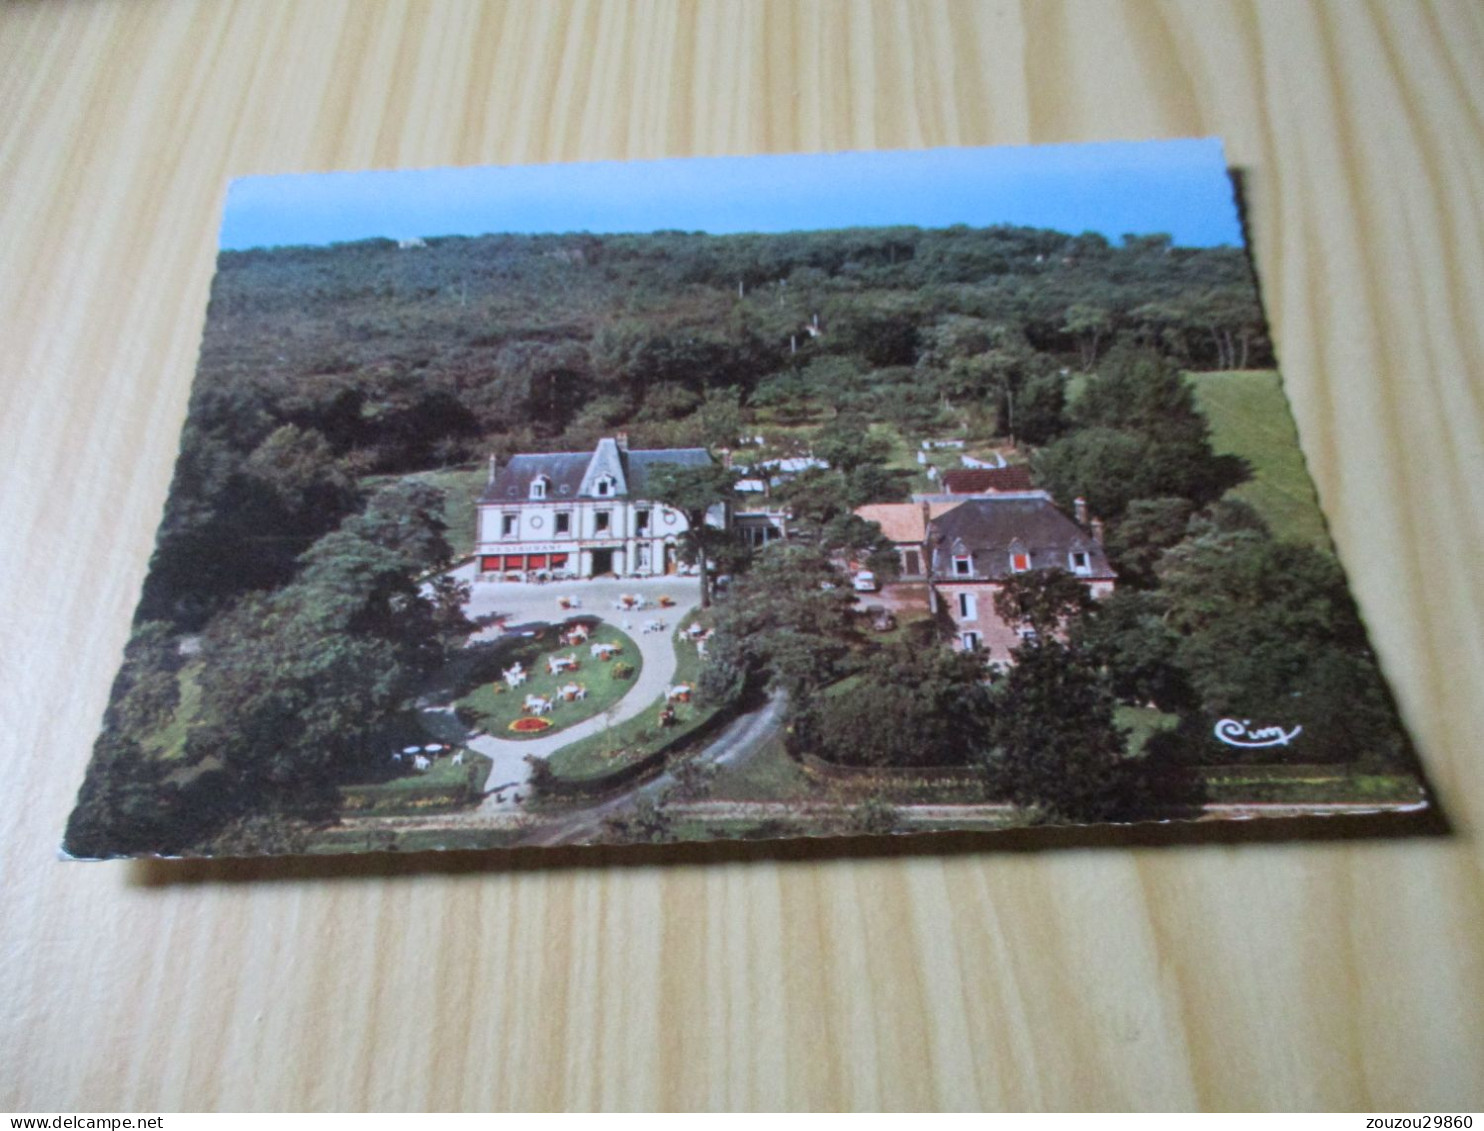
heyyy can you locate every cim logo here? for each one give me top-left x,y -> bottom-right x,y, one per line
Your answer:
1214,718 -> 1304,749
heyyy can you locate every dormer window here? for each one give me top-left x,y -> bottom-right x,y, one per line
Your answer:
1009,542 -> 1030,573
1069,549 -> 1091,575
952,554 -> 973,577
530,476 -> 550,500
594,475 -> 614,497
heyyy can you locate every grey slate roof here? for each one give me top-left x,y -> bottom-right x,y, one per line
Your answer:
481,452 -> 591,503
480,440 -> 713,504
927,496 -> 1115,581
624,447 -> 713,494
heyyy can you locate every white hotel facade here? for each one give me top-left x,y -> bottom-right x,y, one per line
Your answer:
475,436 -> 724,580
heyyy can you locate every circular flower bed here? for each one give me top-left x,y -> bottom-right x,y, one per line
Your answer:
509,716 -> 552,733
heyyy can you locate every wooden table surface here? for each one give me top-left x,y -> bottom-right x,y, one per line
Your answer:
2,0 -> 1482,1112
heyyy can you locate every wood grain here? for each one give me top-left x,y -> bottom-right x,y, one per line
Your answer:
2,0 -> 1482,1111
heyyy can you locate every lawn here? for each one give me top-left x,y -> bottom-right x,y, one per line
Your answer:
454,623 -> 641,739
338,746 -> 492,815
544,611 -> 714,781
142,662 -> 203,761
1189,370 -> 1331,548
1115,705 -> 1180,757
705,730 -> 813,803
306,820 -> 529,855
1198,765 -> 1425,806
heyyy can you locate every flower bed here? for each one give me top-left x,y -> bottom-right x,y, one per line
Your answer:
509,716 -> 552,733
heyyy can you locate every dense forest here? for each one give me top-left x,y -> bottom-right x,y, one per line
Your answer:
64,223 -> 1415,855
142,224 -> 1269,628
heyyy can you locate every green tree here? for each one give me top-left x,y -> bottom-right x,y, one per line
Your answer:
801,642 -> 994,768
990,639 -> 1132,823
811,412 -> 891,477
1101,496 -> 1196,588
1062,303 -> 1113,371
1153,525 -> 1403,764
992,568 -> 1095,640
63,733 -> 177,858
644,460 -> 740,609
1070,347 -> 1206,440
1073,588 -> 1194,712
109,621 -> 184,740
187,482 -> 469,793
706,542 -> 859,701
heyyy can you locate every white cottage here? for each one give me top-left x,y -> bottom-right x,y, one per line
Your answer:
475,435 -> 722,580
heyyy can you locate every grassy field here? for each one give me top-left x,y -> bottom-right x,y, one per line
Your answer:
337,747 -> 492,815
1189,370 -> 1331,548
1198,765 -> 1425,805
705,730 -> 813,803
142,663 -> 202,761
455,624 -> 641,739
1115,705 -> 1180,757
305,822 -> 529,855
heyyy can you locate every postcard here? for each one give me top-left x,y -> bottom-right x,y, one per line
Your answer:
63,140 -> 1428,858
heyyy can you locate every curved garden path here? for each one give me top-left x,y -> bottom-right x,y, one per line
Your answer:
438,574 -> 703,813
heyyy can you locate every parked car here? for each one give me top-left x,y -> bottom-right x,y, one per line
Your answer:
852,570 -> 878,592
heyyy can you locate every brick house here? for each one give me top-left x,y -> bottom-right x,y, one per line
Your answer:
926,492 -> 1116,660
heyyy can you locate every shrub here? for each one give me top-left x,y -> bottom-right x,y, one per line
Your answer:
611,661 -> 635,680
525,754 -> 556,795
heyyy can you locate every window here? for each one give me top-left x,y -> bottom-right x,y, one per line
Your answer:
501,514 -> 517,538
960,631 -> 982,652
595,476 -> 613,497
953,554 -> 972,577
1010,551 -> 1030,572
1069,550 -> 1090,575
555,512 -> 571,535
1018,627 -> 1039,644
903,550 -> 922,576
530,476 -> 548,500
636,508 -> 651,535
957,592 -> 977,620
595,510 -> 611,533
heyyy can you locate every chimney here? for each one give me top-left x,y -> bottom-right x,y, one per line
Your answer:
615,432 -> 629,452
488,455 -> 498,485
1090,517 -> 1105,544
1074,496 -> 1089,526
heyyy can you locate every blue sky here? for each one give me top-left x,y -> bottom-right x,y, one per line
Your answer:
220,138 -> 1242,251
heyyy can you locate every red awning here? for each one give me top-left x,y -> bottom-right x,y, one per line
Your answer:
528,554 -> 548,569
550,553 -> 569,567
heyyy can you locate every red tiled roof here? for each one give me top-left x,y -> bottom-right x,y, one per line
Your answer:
854,503 -> 926,544
941,466 -> 1035,494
